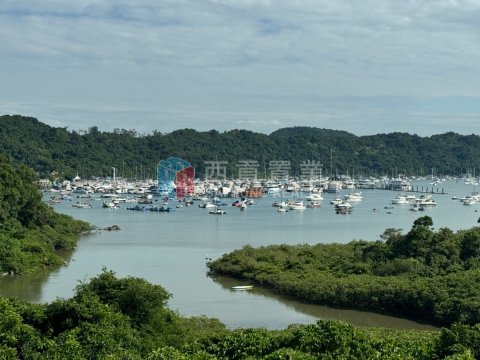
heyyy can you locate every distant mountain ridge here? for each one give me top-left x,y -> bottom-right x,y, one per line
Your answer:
1,114 -> 479,179
270,126 -> 356,139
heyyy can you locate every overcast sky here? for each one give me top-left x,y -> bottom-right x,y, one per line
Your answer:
1,0 -> 480,136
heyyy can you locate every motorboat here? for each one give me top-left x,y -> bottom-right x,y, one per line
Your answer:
326,181 -> 342,193
265,184 -> 282,194
199,202 -> 217,209
344,192 -> 363,202
272,201 -> 287,208
461,197 -> 476,205
335,201 -> 352,214
231,285 -> 253,290
209,207 -> 227,215
391,194 -> 408,204
126,205 -> 147,211
137,195 -> 153,204
150,205 -> 171,212
305,193 -> 323,201
415,195 -> 437,206
406,195 -> 417,203
307,201 -> 321,208
355,179 -> 376,189
459,193 -> 479,205
102,201 -> 118,209
329,197 -> 343,205
288,201 -> 306,210
72,201 -> 92,209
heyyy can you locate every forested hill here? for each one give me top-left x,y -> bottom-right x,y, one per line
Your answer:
1,114 -> 479,179
0,155 -> 90,274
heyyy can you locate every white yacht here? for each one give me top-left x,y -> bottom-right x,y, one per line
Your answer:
355,179 -> 376,189
288,201 -> 306,210
461,197 -> 476,205
326,181 -> 342,193
416,195 -> 437,206
305,193 -> 324,201
335,201 -> 352,214
72,201 -> 92,209
329,197 -> 343,205
344,192 -> 363,202
391,194 -> 408,204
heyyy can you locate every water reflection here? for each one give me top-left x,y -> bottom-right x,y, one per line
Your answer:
210,274 -> 439,330
0,248 -> 74,302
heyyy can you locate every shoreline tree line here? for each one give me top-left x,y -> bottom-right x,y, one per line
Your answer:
1,114 -> 479,180
207,216 -> 480,327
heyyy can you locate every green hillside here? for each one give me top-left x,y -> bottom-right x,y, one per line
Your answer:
1,114 -> 479,179
0,155 -> 90,274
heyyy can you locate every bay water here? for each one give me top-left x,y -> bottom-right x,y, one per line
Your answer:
1,180 -> 478,330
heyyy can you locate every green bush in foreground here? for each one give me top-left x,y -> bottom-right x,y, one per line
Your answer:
1,270 -> 479,359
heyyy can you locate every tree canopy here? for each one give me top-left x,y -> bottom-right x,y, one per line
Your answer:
1,115 -> 479,179
1,269 -> 479,359
0,155 -> 90,274
208,216 -> 480,327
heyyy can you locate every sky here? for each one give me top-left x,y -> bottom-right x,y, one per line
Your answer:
1,0 -> 480,136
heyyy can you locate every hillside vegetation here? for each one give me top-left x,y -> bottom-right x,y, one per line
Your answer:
1,119 -> 480,358
0,155 -> 90,274
1,114 -> 479,179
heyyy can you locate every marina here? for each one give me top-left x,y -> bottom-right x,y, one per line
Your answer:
1,178 -> 479,330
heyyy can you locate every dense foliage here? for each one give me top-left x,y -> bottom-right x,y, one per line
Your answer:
1,115 -> 480,179
0,155 -> 90,274
208,216 -> 480,327
1,270 -> 479,359
2,115 -> 480,358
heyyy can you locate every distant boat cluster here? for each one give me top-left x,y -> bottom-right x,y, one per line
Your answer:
42,173 -> 479,215
42,173 -> 477,198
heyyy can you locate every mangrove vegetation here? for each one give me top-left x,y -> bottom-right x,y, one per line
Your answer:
208,216 -> 480,327
1,269 -> 479,359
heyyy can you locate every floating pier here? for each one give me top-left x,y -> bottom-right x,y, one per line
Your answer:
377,186 -> 447,195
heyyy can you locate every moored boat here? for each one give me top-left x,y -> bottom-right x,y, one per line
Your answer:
288,201 -> 306,210
231,285 -> 253,290
344,192 -> 363,202
209,207 -> 227,215
307,201 -> 321,208
329,197 -> 343,205
102,201 -> 118,209
305,193 -> 324,201
72,201 -> 92,209
335,201 -> 352,214
391,194 -> 408,204
416,195 -> 437,206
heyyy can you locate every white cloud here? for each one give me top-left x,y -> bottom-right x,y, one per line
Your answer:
1,1 -> 480,135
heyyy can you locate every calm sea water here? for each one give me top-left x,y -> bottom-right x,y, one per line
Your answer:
1,180 -> 478,330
